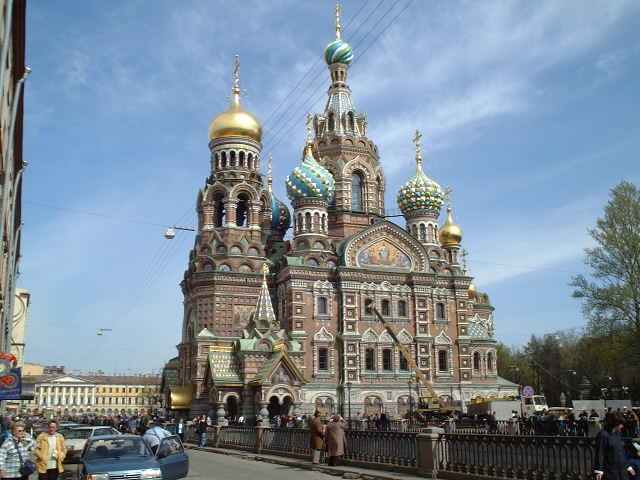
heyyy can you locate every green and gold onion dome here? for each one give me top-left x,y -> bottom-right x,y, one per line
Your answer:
397,156 -> 444,216
286,144 -> 335,203
324,39 -> 353,65
439,206 -> 462,245
270,191 -> 291,231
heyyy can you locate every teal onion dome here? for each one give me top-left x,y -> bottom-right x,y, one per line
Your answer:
324,39 -> 354,65
270,192 -> 291,231
397,161 -> 444,216
286,146 -> 335,203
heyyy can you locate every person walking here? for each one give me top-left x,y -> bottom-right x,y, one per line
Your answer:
309,410 -> 324,465
325,415 -> 346,467
34,420 -> 67,480
594,412 -> 635,480
0,421 -> 35,480
142,420 -> 172,455
196,415 -> 208,448
176,418 -> 186,442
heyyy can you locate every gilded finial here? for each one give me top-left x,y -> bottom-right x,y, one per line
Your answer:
261,263 -> 269,283
413,129 -> 423,169
232,55 -> 241,94
335,2 -> 342,40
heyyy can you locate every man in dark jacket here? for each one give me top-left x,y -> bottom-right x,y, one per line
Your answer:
594,412 -> 635,480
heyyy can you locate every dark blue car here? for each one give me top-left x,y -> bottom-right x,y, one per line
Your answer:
78,434 -> 189,480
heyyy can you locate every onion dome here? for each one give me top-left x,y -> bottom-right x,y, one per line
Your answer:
397,153 -> 444,216
324,39 -> 354,65
208,56 -> 262,142
270,192 -> 291,231
285,145 -> 335,203
468,282 -> 477,300
439,206 -> 462,246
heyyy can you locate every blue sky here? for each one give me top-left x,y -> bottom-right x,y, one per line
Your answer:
21,0 -> 640,374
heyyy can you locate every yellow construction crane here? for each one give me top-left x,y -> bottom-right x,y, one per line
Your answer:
364,300 -> 450,414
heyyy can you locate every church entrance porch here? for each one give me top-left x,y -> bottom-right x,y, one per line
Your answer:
267,395 -> 293,418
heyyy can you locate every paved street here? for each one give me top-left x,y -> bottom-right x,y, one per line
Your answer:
184,450 -> 330,480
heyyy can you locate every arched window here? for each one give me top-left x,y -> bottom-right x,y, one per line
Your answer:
487,352 -> 494,371
438,350 -> 448,372
351,172 -> 364,211
248,153 -> 253,170
306,258 -> 319,267
305,212 -> 312,231
381,299 -> 390,316
239,151 -> 245,168
382,349 -> 392,371
230,151 -> 236,167
236,194 -> 249,227
348,111 -> 355,131
321,215 -> 326,233
328,112 -> 335,131
213,193 -> 225,227
313,212 -> 320,232
473,352 -> 480,371
399,355 -> 408,371
219,264 -> 232,272
436,303 -> 446,321
365,348 -> 376,371
318,297 -> 328,315
221,151 -> 227,168
419,224 -> 426,241
398,300 -> 407,317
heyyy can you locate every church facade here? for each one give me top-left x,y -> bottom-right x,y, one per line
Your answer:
174,8 -> 515,422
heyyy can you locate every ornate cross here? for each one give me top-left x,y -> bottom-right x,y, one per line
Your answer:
306,112 -> 313,143
444,186 -> 453,206
413,129 -> 423,159
232,54 -> 240,93
335,2 -> 342,40
261,262 -> 269,282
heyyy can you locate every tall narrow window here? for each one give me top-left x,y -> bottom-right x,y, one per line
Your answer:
364,299 -> 373,316
487,352 -> 494,371
213,193 -> 225,227
318,297 -> 328,315
383,349 -> 392,371
399,355 -> 408,371
398,300 -> 407,317
381,299 -> 390,316
438,350 -> 448,372
236,194 -> 249,227
305,212 -> 312,231
419,224 -> 426,241
473,352 -> 480,371
436,303 -> 445,321
328,112 -> 335,131
318,348 -> 329,371
365,348 -> 376,371
351,172 -> 364,211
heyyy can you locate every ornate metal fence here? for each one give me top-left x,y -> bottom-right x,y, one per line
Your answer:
436,433 -> 596,480
218,426 -> 258,450
344,430 -> 417,468
260,428 -> 312,458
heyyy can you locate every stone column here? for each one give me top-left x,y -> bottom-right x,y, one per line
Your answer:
216,403 -> 228,426
249,204 -> 261,230
416,427 -> 445,477
224,200 -> 238,227
258,402 -> 270,427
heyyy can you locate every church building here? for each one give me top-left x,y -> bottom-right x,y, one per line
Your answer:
172,6 -> 516,421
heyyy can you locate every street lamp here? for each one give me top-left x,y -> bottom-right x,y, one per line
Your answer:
345,382 -> 352,428
408,376 -> 413,421
164,226 -> 195,239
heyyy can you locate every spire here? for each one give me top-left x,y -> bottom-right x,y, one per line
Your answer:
255,263 -> 278,330
335,2 -> 342,40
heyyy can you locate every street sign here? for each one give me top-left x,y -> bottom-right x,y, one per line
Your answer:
522,385 -> 534,397
0,367 -> 22,400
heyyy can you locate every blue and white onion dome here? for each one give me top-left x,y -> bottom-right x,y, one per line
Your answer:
270,192 -> 291,231
324,39 -> 354,65
397,162 -> 444,216
285,146 -> 335,203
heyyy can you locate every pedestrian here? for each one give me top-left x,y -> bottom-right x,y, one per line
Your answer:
0,421 -> 35,480
325,415 -> 346,467
196,415 -> 208,448
176,418 -> 186,442
143,420 -> 172,455
309,410 -> 324,465
34,420 -> 67,480
594,412 -> 635,480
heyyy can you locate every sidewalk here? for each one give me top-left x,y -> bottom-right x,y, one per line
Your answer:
185,443 -> 429,480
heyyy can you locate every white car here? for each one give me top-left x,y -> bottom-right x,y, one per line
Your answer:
64,426 -> 120,463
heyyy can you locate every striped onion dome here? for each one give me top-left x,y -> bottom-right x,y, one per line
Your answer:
270,192 -> 291,231
285,146 -> 335,203
324,39 -> 354,65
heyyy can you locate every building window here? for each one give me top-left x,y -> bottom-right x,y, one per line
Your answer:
318,297 -> 328,315
364,299 -> 373,316
487,352 -> 494,371
365,348 -> 376,371
473,352 -> 480,371
398,300 -> 407,317
381,300 -> 390,316
351,172 -> 364,211
318,348 -> 329,371
436,303 -> 445,321
400,355 -> 408,371
419,224 -> 426,241
382,349 -> 392,371
438,350 -> 448,372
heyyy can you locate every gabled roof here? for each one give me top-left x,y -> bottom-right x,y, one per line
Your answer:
250,350 -> 307,386
208,347 -> 242,385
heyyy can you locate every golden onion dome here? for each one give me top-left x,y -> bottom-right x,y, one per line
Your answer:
468,282 -> 477,300
208,55 -> 262,142
439,206 -> 462,246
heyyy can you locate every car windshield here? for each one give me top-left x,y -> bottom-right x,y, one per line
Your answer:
65,429 -> 93,440
85,437 -> 150,459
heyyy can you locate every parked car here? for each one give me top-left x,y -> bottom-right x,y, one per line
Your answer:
78,434 -> 188,480
64,426 -> 120,463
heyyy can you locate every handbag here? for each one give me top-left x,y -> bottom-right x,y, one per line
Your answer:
12,438 -> 36,476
